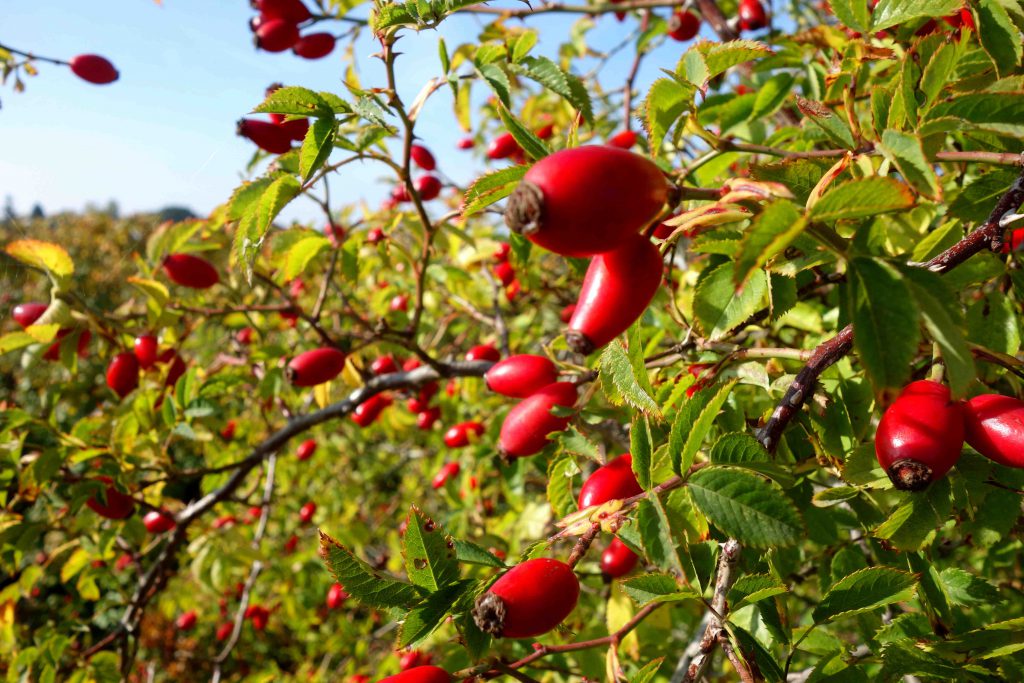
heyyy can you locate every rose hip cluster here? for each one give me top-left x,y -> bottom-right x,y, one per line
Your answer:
875,380 -> 1024,491
384,144 -> 444,208
238,84 -> 311,154
249,0 -> 336,59
504,145 -> 670,354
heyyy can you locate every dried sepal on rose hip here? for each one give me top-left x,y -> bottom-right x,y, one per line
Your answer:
472,557 -> 580,638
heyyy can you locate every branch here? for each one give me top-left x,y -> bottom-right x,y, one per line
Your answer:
681,539 -> 742,683
0,43 -> 69,66
757,166 -> 1024,452
458,0 -> 687,18
694,0 -> 739,41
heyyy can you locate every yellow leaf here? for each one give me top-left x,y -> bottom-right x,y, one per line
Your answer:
25,323 -> 60,344
5,239 -> 74,277
606,587 -> 639,659
314,381 -> 331,409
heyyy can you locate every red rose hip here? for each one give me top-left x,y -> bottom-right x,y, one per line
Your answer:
443,421 -> 484,448
874,380 -> 965,491
296,438 -> 317,461
69,54 -> 119,84
578,454 -> 643,508
379,667 -> 451,683
485,354 -> 558,398
410,145 -> 437,171
255,18 -> 301,52
963,394 -> 1024,468
326,583 -> 348,609
176,610 -> 197,631
472,558 -> 580,638
162,253 -> 220,289
668,10 -> 701,41
287,348 -> 347,387
738,0 -> 767,31
299,501 -> 317,523
498,382 -> 577,458
12,302 -> 47,328
86,477 -> 135,520
106,352 -> 139,398
504,146 -> 669,257
432,462 -> 461,489
238,118 -> 293,154
143,510 -> 176,533
293,32 -> 335,59
133,334 -> 159,369
601,537 -> 639,578
466,344 -> 500,362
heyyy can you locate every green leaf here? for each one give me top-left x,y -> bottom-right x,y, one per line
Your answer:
695,40 -> 773,81
939,568 -> 1002,607
693,262 -> 769,340
870,0 -> 963,31
547,453 -> 580,519
5,240 -> 74,279
402,506 -> 459,592
398,581 -> 473,647
750,73 -> 795,121
636,497 -> 687,578
509,30 -> 537,62
600,341 -> 662,418
810,177 -> 915,221
630,416 -> 653,490
629,658 -> 666,683
495,103 -> 550,161
902,268 -> 975,398
873,478 -> 953,550
949,169 -> 1020,223
735,200 -> 806,287
920,40 -> 959,108
0,331 -> 38,354
847,257 -> 920,393
453,540 -> 506,568
813,567 -> 917,623
926,93 -> 1024,138
60,548 -> 91,583
877,130 -> 941,201
621,573 -> 700,607
829,0 -> 871,32
254,86 -> 340,117
282,235 -> 330,282
556,426 -> 602,459
320,531 -> 421,609
729,573 -> 789,611
520,56 -> 592,121
299,117 -> 335,182
668,380 -> 738,475
975,0 -> 1020,77
687,466 -> 803,547
644,78 -> 694,153
477,63 -> 511,108
352,95 -> 390,127
460,165 -> 527,218
710,432 -> 793,485
796,97 -> 856,149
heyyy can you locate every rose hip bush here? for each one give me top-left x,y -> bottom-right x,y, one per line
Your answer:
4,0 -> 1024,681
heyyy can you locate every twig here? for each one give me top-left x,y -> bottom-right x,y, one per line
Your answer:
681,539 -> 742,683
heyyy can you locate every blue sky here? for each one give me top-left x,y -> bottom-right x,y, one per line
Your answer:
1,1 -> 710,224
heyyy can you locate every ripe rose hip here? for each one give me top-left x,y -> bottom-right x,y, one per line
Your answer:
216,622 -> 233,641
106,352 -> 140,398
133,334 -> 159,369
12,301 -> 47,328
875,380 -> 965,491
668,10 -> 701,40
293,32 -> 335,59
738,0 -> 767,31
86,477 -> 135,520
486,133 -> 521,160
278,117 -> 309,141
254,0 -> 312,22
578,454 -> 643,508
366,227 -> 386,243
415,175 -> 442,201
485,354 -> 558,398
255,18 -> 301,52
220,420 -> 237,441
963,394 -> 1024,468
444,421 -> 485,448
143,510 -> 176,533
284,534 -> 299,552
498,381 -> 577,458
237,118 -> 293,154
212,515 -> 236,529
399,650 -> 430,670
352,394 -> 391,427
176,610 -> 197,631
296,439 -> 317,461
247,605 -> 270,630
159,348 -> 187,387
416,407 -> 441,430
601,537 -> 639,578
504,146 -> 669,257
162,253 -> 220,289
559,303 -> 576,323
69,54 -> 119,84
236,327 -> 254,345
326,582 -> 348,609
371,355 -> 399,375
493,261 -> 515,286
466,344 -> 500,362
473,558 -> 579,638
456,137 -> 474,150
287,347 -> 347,387
378,667 -> 450,683
390,294 -> 409,312
493,242 -> 511,262
432,462 -> 461,489
607,130 -> 638,149
299,501 -> 317,523
410,144 -> 437,171
566,234 -> 663,354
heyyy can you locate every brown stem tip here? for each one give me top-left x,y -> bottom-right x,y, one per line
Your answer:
472,591 -> 507,637
504,180 -> 544,237
565,330 -> 595,356
886,459 -> 933,492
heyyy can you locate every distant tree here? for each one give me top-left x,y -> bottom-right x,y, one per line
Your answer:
29,203 -> 44,220
156,205 -> 197,222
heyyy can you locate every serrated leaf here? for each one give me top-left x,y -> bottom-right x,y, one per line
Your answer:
644,78 -> 694,153
901,268 -> 974,398
126,277 -> 169,307
556,426 -> 601,459
403,506 -> 459,592
688,466 -> 803,547
282,235 -> 330,282
949,169 -> 1019,223
461,165 -> 527,218
735,200 -> 806,288
870,0 -> 962,31
939,568 -> 1002,607
810,177 -> 915,221
636,497 -> 687,577
797,97 -> 856,149
320,531 -> 421,609
621,573 -> 700,607
669,380 -> 737,475
630,416 -> 653,490
453,539 -> 506,568
600,341 -> 662,418
495,103 -> 550,161
977,0 -> 1021,78
477,63 -> 512,109
696,40 -> 773,80
510,30 -> 538,62
398,580 -> 472,647
926,93 -> 1024,138
0,331 -> 37,354
920,40 -> 959,108
813,567 -> 917,623
873,477 -> 953,551
750,73 -> 795,121
829,0 -> 871,32
299,117 -> 335,182
629,658 -> 665,683
352,95 -> 390,127
254,86 -> 335,118
847,257 -> 920,393
5,240 -> 73,278
729,573 -> 789,611
877,130 -> 941,201
225,176 -> 277,221
547,453 -> 580,519
693,262 -> 768,340
520,55 -> 589,118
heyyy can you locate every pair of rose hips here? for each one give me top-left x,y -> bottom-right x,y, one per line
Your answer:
250,0 -> 335,58
483,354 -> 575,458
11,301 -> 91,361
504,146 -> 669,355
106,336 -> 186,399
875,380 -> 1024,491
579,454 -> 645,577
